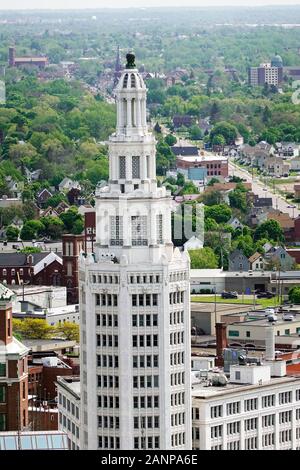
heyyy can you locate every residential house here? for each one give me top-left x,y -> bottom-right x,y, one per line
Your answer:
36,188 -> 53,207
260,156 -> 290,177
250,193 -> 273,209
55,201 -> 70,215
264,245 -> 296,270
41,207 -> 59,218
228,217 -> 244,231
248,252 -> 267,271
67,188 -> 84,206
275,142 -> 299,158
6,177 -> 24,198
183,236 -> 203,251
58,178 -> 81,193
173,115 -> 193,129
24,167 -> 42,183
228,249 -> 250,272
289,159 -> 300,172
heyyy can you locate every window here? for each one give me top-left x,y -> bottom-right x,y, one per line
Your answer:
0,363 -> 6,377
110,216 -> 123,246
119,156 -> 126,179
226,402 -> 240,415
132,156 -> 140,179
244,398 -> 258,412
228,330 -> 239,337
210,405 -> 222,419
279,392 -> 292,405
0,386 -> 5,403
262,395 -> 275,408
0,413 -> 6,431
131,216 -> 148,246
156,214 -> 163,244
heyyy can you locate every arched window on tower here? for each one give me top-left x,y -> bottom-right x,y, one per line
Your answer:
156,214 -> 163,245
132,156 -> 140,179
123,74 -> 129,88
146,155 -> 150,178
119,156 -> 126,179
130,74 -> 136,88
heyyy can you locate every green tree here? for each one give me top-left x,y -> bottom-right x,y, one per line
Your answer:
59,207 -> 84,234
188,247 -> 218,269
228,187 -> 248,213
205,204 -> 232,224
20,224 -> 36,241
13,318 -> 54,339
5,225 -> 19,241
189,125 -> 202,140
210,122 -> 238,145
254,219 -> 284,243
55,322 -> 80,342
40,216 -> 64,240
164,134 -> 177,146
289,287 -> 300,304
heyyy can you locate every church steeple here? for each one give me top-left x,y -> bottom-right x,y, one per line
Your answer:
113,45 -> 122,87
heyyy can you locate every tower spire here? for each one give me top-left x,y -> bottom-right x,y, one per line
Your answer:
114,45 -> 122,87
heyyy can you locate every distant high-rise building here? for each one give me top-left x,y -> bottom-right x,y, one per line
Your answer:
248,55 -> 283,87
79,52 -> 192,450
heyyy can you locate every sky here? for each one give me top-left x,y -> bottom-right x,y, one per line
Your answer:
2,0 -> 300,9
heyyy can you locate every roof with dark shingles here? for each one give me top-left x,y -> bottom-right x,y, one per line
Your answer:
171,146 -> 199,156
0,252 -> 50,267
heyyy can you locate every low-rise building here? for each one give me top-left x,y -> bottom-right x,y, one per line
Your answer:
228,249 -> 250,272
192,361 -> 300,450
57,376 -> 80,450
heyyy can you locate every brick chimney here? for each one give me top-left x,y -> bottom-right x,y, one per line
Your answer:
0,286 -> 15,346
215,323 -> 227,367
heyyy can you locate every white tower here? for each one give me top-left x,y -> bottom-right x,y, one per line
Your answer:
79,52 -> 192,450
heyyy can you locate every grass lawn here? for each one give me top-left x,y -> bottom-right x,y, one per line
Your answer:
191,295 -> 282,308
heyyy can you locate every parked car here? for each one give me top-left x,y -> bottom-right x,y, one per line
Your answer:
221,291 -> 238,299
256,291 -> 275,299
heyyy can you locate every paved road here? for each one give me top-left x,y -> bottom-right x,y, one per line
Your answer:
229,160 -> 299,219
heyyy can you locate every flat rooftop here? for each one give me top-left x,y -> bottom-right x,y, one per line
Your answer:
192,374 -> 300,399
57,376 -> 80,398
229,311 -> 300,327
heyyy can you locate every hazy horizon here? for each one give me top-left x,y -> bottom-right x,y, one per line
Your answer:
2,0 -> 300,11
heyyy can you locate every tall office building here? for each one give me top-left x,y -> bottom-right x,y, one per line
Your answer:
79,53 -> 192,450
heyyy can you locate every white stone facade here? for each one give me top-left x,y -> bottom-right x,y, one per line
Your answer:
57,376 -> 81,450
192,366 -> 300,450
79,54 -> 192,450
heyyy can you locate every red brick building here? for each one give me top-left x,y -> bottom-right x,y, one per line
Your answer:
9,47 -> 48,69
62,234 -> 84,305
84,210 -> 96,253
0,284 -> 29,431
0,252 -> 63,287
176,154 -> 228,178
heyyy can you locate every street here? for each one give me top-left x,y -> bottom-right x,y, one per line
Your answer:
229,160 -> 300,219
